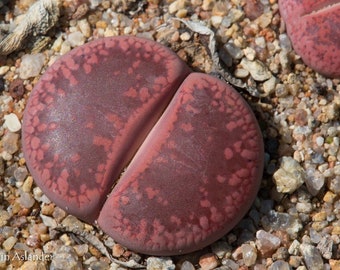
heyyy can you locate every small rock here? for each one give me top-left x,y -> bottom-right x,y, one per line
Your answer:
255,12 -> 273,28
9,79 -> 25,100
268,260 -> 290,270
244,0 -> 264,20
19,190 -> 35,208
14,166 -> 28,182
50,246 -> 82,270
221,258 -> 239,270
299,244 -> 324,270
146,257 -> 175,270
89,260 -> 110,270
67,31 -> 86,47
273,156 -> 306,193
180,32 -> 191,41
73,244 -> 89,257
111,243 -> 125,257
243,47 -> 256,61
234,68 -> 249,78
180,261 -> 195,270
40,214 -> 57,229
199,253 -> 219,270
329,176 -> 340,193
211,15 -> 223,28
256,230 -> 281,256
241,244 -> 257,266
279,33 -> 292,52
240,58 -> 272,81
305,167 -> 325,195
3,114 -> 21,132
61,215 -> 84,231
262,210 -> 302,238
78,19 -> 92,38
288,240 -> 300,255
0,65 -> 9,75
19,53 -> 45,79
21,176 -> 33,192
3,236 -> 17,251
2,132 -> 20,154
263,76 -> 276,95
211,241 -> 232,259
296,202 -> 313,213
317,235 -> 333,259
224,42 -> 244,59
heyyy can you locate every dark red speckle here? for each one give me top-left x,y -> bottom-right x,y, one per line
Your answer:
22,36 -> 264,255
279,0 -> 340,78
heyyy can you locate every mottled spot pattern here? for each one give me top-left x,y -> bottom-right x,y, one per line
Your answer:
279,0 -> 340,78
98,73 -> 263,255
22,36 -> 191,222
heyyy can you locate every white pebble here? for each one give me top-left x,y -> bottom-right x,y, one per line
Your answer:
240,58 -> 272,81
67,31 -> 85,47
273,156 -> 306,193
0,66 -> 9,75
316,136 -> 324,146
19,53 -> 45,79
4,113 -> 21,132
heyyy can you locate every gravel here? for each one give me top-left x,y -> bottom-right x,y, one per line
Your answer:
0,0 -> 339,269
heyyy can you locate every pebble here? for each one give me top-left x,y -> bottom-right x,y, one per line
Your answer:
243,47 -> 256,61
211,15 -> 223,28
61,215 -> 84,231
273,156 -> 306,193
211,241 -> 232,259
146,257 -> 175,270
299,244 -> 324,270
3,113 -> 22,132
67,31 -> 86,47
240,58 -> 272,81
21,176 -> 33,192
224,42 -> 244,59
262,210 -> 302,238
78,19 -> 92,38
111,243 -> 125,257
234,68 -> 250,79
19,53 -> 45,79
0,210 -> 11,226
263,76 -> 276,95
198,253 -> 219,270
14,166 -> 28,183
256,230 -> 281,256
256,12 -> 273,29
3,236 -> 18,251
50,246 -> 82,270
2,132 -> 19,154
180,261 -> 195,270
305,167 -> 325,195
241,244 -> 257,266
19,190 -> 35,208
73,244 -> 89,257
268,260 -> 291,270
180,32 -> 191,41
317,235 -> 333,259
40,214 -> 57,229
0,66 -> 9,75
279,34 -> 292,52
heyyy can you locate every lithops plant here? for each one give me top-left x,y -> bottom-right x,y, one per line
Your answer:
279,0 -> 340,78
22,36 -> 264,255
